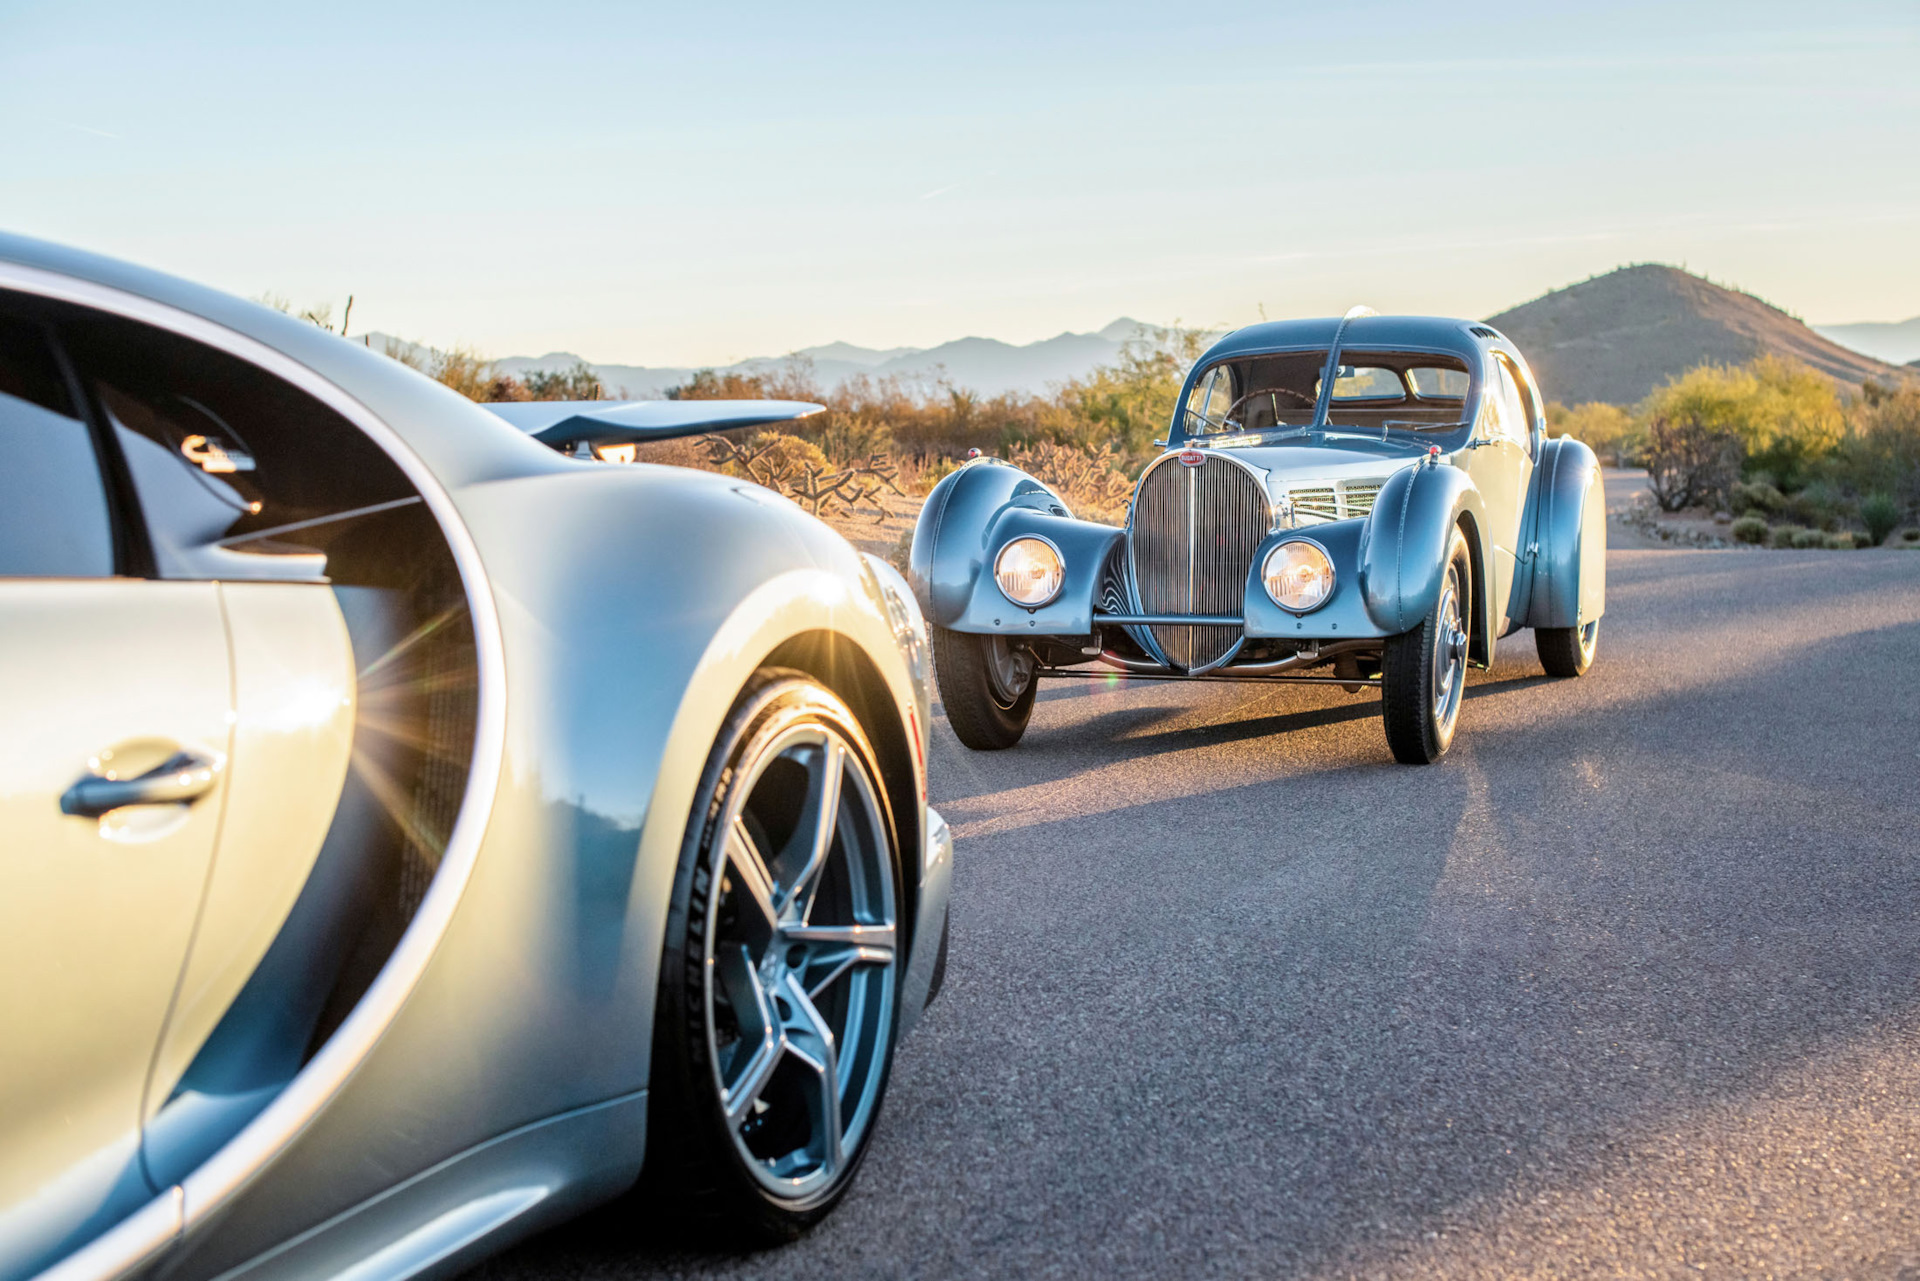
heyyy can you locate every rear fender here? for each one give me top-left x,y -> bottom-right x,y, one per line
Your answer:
1359,460 -> 1494,653
1524,437 -> 1607,630
908,460 -> 1119,635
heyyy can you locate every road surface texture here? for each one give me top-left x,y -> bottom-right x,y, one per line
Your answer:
476,544 -> 1920,1279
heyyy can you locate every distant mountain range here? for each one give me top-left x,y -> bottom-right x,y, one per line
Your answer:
1813,317 -> 1920,366
354,318 -> 1158,400
1486,265 -> 1913,406
362,270 -> 1913,406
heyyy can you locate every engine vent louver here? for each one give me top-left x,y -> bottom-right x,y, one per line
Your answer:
1126,456 -> 1269,670
1286,478 -> 1385,525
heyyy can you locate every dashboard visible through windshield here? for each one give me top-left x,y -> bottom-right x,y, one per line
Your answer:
1183,349 -> 1474,440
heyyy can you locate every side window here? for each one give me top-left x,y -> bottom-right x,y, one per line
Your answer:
59,313 -> 420,582
0,309 -> 115,578
1492,360 -> 1532,452
1482,360 -> 1527,449
1499,357 -> 1540,458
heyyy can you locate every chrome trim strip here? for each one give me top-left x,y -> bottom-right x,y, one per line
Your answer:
1094,613 -> 1243,627
2,264 -> 509,1281
31,1190 -> 181,1281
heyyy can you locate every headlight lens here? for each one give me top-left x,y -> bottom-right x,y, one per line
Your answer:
1262,541 -> 1334,612
994,537 -> 1064,607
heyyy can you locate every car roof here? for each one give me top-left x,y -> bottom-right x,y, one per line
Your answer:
1198,314 -> 1505,367
0,230 -> 562,489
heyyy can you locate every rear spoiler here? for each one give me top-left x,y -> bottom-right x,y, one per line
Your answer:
485,398 -> 825,451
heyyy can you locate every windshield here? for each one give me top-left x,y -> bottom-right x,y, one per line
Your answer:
1181,350 -> 1473,440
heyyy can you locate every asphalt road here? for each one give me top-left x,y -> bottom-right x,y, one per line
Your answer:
479,544 -> 1920,1279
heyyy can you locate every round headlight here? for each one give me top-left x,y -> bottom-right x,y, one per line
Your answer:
1262,540 -> 1334,612
994,536 -> 1064,607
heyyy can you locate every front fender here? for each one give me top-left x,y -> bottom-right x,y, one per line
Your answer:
1524,437 -> 1607,630
909,459 -> 1119,635
1358,460 -> 1492,644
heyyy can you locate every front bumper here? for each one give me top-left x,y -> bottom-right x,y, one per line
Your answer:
897,806 -> 952,1036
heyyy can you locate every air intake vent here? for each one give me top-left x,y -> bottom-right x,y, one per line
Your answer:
1126,455 -> 1269,671
1468,325 -> 1499,339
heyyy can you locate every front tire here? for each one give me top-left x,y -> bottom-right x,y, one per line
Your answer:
1380,530 -> 1471,765
643,672 -> 903,1243
1536,619 -> 1599,677
931,626 -> 1036,750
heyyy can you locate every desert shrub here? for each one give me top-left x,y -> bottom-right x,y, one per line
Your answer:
1641,357 -> 1844,489
1823,531 -> 1861,549
1860,493 -> 1900,546
1730,479 -> 1784,516
1835,385 -> 1920,516
1769,524 -> 1805,549
1004,442 -> 1134,525
702,430 -> 901,517
1547,401 -> 1640,465
1729,514 -> 1769,544
1790,527 -> 1827,549
1645,413 -> 1744,512
1782,479 -> 1844,531
1904,528 -> 1920,544
523,360 -> 606,401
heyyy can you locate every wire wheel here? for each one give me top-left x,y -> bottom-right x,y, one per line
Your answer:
1381,530 -> 1472,764
699,684 -> 898,1206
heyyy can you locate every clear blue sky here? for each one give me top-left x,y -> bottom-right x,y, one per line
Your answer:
4,1 -> 1915,366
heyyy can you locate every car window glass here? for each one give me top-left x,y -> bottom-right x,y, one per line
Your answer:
1184,365 -> 1236,434
0,308 -> 114,578
1319,366 -> 1405,400
1498,357 -> 1539,456
1491,360 -> 1528,447
1408,367 -> 1469,398
60,314 -> 420,582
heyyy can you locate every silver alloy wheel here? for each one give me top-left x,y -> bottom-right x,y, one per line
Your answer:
983,636 -> 1035,707
1431,563 -> 1468,738
1577,619 -> 1599,664
702,711 -> 897,1203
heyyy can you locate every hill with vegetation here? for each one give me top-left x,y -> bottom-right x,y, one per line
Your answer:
1487,265 -> 1910,406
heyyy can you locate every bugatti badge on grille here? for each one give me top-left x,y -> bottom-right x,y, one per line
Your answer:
1178,449 -> 1204,466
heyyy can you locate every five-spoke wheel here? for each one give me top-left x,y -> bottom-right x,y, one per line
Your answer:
647,673 -> 901,1240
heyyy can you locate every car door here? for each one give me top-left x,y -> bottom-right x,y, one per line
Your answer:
1461,355 -> 1537,635
49,308 -> 362,1189
0,308 -> 230,1280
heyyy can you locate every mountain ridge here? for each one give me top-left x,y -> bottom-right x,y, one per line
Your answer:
1485,265 -> 1911,406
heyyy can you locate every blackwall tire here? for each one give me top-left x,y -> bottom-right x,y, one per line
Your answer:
931,626 -> 1036,750
1380,531 -> 1472,765
1536,620 -> 1599,678
641,671 -> 902,1243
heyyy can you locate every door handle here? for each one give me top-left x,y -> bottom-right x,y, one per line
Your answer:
61,750 -> 221,818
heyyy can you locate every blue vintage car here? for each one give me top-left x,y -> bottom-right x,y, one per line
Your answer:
0,233 -> 951,1280
910,309 -> 1606,764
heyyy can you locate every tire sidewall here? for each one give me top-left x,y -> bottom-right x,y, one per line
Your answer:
646,670 -> 904,1233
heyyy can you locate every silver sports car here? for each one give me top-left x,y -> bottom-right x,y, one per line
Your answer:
0,233 -> 952,1280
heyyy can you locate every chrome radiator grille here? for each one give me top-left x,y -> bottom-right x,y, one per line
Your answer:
1285,478 -> 1385,525
1127,456 -> 1270,670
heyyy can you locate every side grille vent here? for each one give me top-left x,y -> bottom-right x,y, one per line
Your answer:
1285,478 -> 1385,525
1126,456 -> 1269,670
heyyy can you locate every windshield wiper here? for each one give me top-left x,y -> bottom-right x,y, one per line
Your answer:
1379,420 -> 1471,432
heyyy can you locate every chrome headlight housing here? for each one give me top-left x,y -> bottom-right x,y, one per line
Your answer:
993,536 -> 1064,607
1262,539 -> 1334,612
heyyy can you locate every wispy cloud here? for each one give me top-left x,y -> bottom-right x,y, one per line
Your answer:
52,119 -> 121,140
918,183 -> 959,201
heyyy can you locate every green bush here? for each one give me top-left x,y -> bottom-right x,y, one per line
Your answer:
1730,480 -> 1784,516
1790,527 -> 1827,549
1904,528 -> 1920,545
1860,493 -> 1900,546
1823,531 -> 1859,550
1783,480 -> 1843,530
1769,524 -> 1803,549
1730,514 -> 1769,544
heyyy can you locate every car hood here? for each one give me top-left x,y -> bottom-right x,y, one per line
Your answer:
1204,435 -> 1434,484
